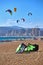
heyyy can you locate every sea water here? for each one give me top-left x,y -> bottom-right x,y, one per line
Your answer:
0,36 -> 32,41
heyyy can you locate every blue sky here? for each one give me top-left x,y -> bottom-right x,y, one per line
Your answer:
0,0 -> 43,28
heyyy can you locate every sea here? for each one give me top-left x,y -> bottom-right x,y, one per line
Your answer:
0,36 -> 33,42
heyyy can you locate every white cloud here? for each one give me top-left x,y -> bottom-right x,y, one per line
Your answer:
0,19 -> 18,26
29,22 -> 32,24
0,19 -> 43,28
6,19 -> 16,26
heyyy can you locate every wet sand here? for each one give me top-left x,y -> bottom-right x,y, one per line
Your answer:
0,40 -> 43,65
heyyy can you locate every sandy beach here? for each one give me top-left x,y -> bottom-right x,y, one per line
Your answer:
0,40 -> 43,65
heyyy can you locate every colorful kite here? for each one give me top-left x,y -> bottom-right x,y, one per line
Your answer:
5,9 -> 12,15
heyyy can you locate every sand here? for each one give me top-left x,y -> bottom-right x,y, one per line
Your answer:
0,40 -> 43,65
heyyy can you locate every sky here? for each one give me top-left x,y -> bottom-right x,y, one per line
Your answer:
0,0 -> 43,28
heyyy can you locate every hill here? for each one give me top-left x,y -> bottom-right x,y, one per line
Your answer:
0,26 -> 43,36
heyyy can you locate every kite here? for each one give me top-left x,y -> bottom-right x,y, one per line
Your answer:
16,43 -> 39,53
28,12 -> 32,22
28,12 -> 32,16
16,43 -> 27,53
14,8 -> 17,12
16,20 -> 19,23
21,18 -> 25,22
5,9 -> 12,15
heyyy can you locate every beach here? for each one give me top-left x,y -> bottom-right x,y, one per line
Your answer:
0,40 -> 43,65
